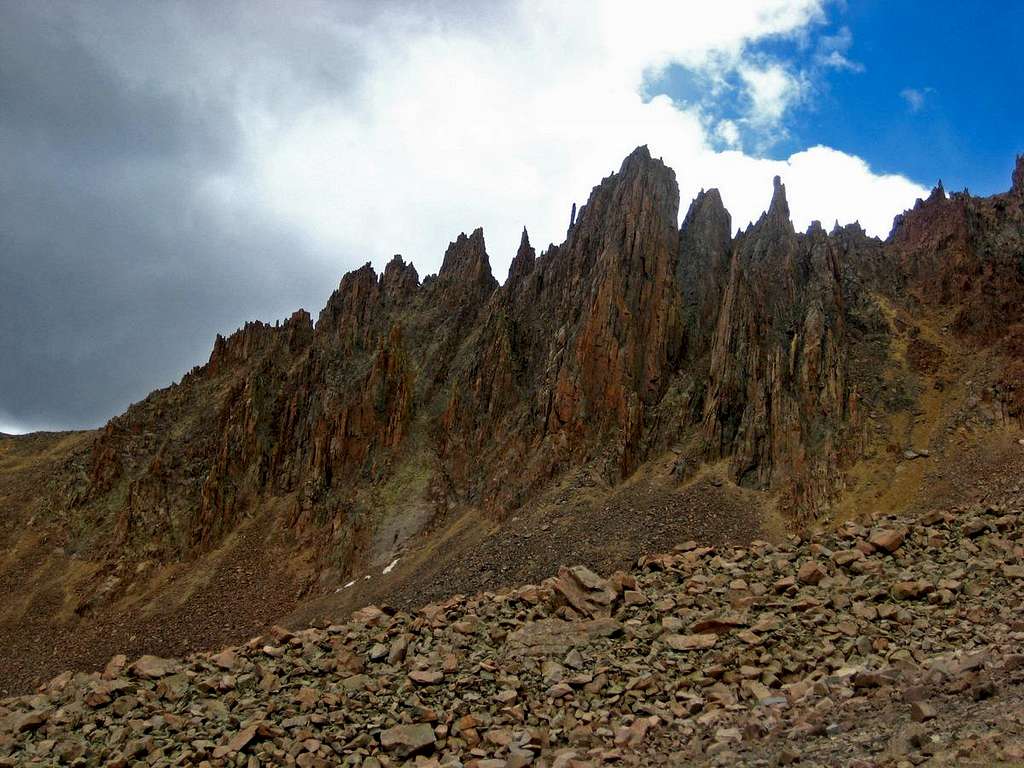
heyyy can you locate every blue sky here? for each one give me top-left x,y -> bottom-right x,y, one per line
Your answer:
654,1 -> 1024,195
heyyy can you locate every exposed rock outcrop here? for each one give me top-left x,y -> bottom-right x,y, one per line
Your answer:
55,150 -> 1024,579
678,187 -> 731,360
545,146 -> 683,475
701,179 -> 854,514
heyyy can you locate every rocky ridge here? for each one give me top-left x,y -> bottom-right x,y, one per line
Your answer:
59,149 -> 1024,561
2,148 -> 1024,699
3,489 -> 1024,766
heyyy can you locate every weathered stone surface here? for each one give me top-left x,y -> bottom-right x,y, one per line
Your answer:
128,655 -> 176,679
663,633 -> 718,651
212,725 -> 257,758
869,528 -> 906,553
911,701 -> 937,722
507,617 -> 623,656
2,506 -> 1024,766
380,723 -> 435,756
701,177 -> 856,517
798,561 -> 827,585
408,669 -> 443,685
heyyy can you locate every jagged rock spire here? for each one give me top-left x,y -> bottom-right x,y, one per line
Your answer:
679,187 -> 732,360
680,188 -> 731,275
619,144 -> 655,175
1013,154 -> 1024,195
518,226 -> 531,251
682,189 -> 730,235
767,175 -> 790,223
928,180 -> 946,201
506,227 -> 536,290
381,254 -> 419,302
438,227 -> 498,298
545,140 -> 681,471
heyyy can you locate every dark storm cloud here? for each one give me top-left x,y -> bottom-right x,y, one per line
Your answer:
0,0 -> 525,433
0,3 -> 353,431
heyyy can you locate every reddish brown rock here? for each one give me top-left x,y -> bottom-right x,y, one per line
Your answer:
663,633 -> 718,651
798,561 -> 828,585
8,150 -> 1023,706
408,669 -> 443,685
701,178 -> 857,516
911,701 -> 937,722
129,656 -> 176,679
380,723 -> 436,757
869,529 -> 906,553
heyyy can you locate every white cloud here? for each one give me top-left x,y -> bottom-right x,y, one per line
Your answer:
715,119 -> 742,149
76,1 -> 928,281
901,89 -> 924,111
819,49 -> 863,72
737,145 -> 927,236
816,25 -> 864,72
900,87 -> 933,112
738,63 -> 807,127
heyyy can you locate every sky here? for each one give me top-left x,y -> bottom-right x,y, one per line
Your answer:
1,0 -> 1021,434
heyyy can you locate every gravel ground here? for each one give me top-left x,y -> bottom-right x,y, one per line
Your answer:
3,488 -> 1023,766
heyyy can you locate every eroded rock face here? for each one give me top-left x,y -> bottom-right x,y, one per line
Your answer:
68,149 -> 1024,571
678,187 -> 731,360
545,146 -> 683,474
437,147 -> 685,502
701,179 -> 855,514
890,169 -> 1024,343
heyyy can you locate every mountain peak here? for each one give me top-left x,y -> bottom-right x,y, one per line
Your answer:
506,226 -> 536,289
570,145 -> 679,252
681,188 -> 731,245
1013,154 -> 1024,195
438,227 -> 498,300
767,175 -> 789,221
381,254 -> 420,300
619,144 -> 653,172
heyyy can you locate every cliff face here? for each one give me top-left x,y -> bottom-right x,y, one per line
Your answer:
678,187 -> 732,360
701,179 -> 854,514
890,162 -> 1024,342
436,147 -> 684,503
540,147 -> 683,478
69,149 -> 1024,571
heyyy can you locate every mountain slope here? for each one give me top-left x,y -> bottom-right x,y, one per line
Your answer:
3,495 -> 1024,766
0,150 -> 1023,696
